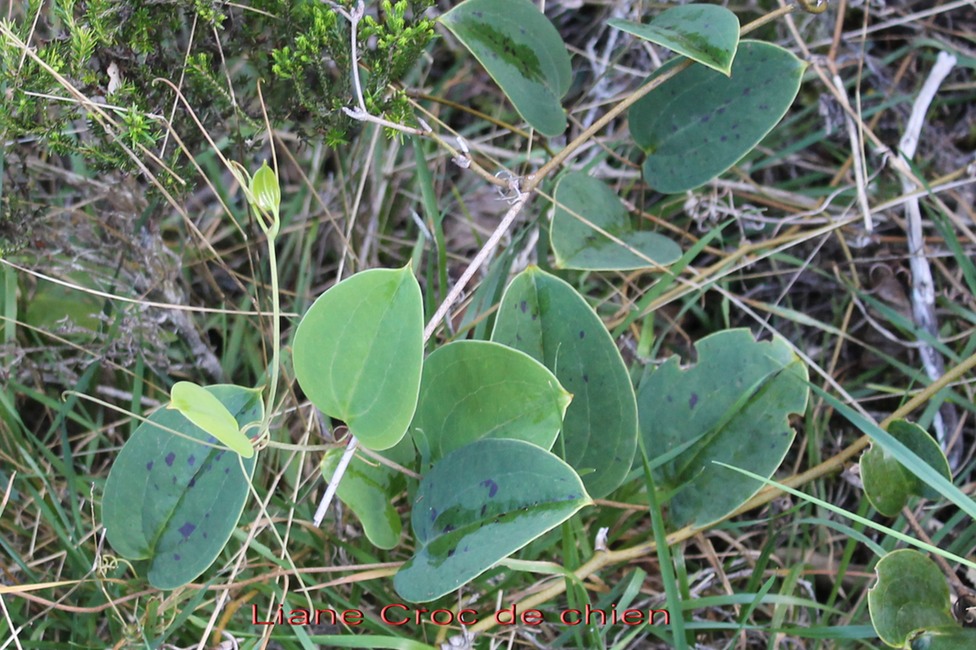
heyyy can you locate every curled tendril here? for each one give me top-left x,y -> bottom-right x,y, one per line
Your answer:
98,554 -> 119,574
796,0 -> 829,13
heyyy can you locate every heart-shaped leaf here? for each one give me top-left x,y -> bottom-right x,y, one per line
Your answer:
395,438 -> 590,602
609,4 -> 740,75
550,172 -> 681,271
320,437 -> 415,550
629,40 -> 806,193
103,384 -> 262,589
169,381 -> 254,458
293,266 -> 424,451
637,329 -> 808,528
868,550 -> 957,648
440,0 -> 571,136
492,266 -> 639,498
860,419 -> 952,517
411,340 -> 570,465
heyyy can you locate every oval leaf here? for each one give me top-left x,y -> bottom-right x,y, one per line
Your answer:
103,384 -> 262,589
321,437 -> 414,550
440,0 -> 571,136
861,419 -> 953,517
550,172 -> 681,271
169,381 -> 254,458
637,329 -> 809,528
608,5 -> 740,75
293,266 -> 424,451
412,340 -> 571,465
395,438 -> 591,602
629,40 -> 806,193
492,266 -> 639,498
868,550 -> 957,648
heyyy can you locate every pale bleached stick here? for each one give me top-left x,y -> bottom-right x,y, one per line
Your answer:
896,50 -> 959,468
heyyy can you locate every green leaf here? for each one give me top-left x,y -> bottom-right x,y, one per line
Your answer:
549,172 -> 682,271
910,627 -> 976,650
860,419 -> 953,517
411,340 -> 570,465
293,267 -> 424,451
394,439 -> 591,602
637,329 -> 808,528
103,384 -> 262,589
814,387 -> 976,525
169,381 -> 254,458
629,40 -> 806,193
440,0 -> 571,136
608,4 -> 740,75
321,437 -> 415,550
492,266 -> 639,498
868,550 -> 957,648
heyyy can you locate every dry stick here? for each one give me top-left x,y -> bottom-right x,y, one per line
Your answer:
895,50 -> 960,469
158,14 -> 197,157
831,72 -> 874,232
809,61 -> 976,245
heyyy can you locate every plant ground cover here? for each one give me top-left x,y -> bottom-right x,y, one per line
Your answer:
2,1 -> 976,648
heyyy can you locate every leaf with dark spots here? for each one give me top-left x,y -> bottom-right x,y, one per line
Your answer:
481,478 -> 499,498
608,5 -> 739,75
630,40 -> 806,193
440,0 -> 571,136
395,439 -> 590,602
637,329 -> 808,529
493,267 -> 640,498
465,23 -> 545,81
103,384 -> 261,590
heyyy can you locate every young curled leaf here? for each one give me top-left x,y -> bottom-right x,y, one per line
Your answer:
169,381 -> 254,458
251,161 -> 281,223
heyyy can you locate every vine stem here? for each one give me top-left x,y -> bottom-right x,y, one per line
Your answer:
263,237 -> 281,433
